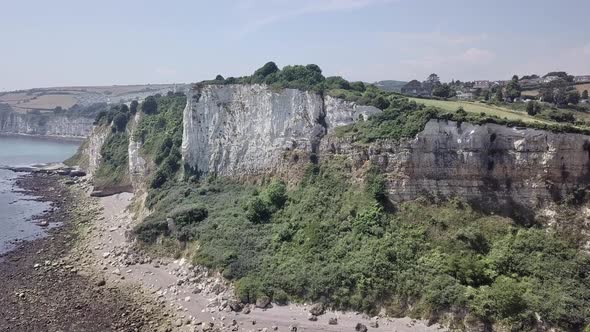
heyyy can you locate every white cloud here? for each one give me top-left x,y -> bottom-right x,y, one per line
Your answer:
460,48 -> 495,64
236,0 -> 396,34
379,30 -> 495,80
383,31 -> 487,47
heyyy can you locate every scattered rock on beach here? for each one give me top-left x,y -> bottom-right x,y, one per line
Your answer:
328,317 -> 338,325
355,323 -> 368,332
309,302 -> 326,316
369,318 -> 379,328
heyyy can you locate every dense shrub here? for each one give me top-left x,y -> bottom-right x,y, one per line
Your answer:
133,94 -> 186,188
364,166 -> 386,200
112,112 -> 128,132
133,159 -> 590,329
335,98 -> 438,143
134,219 -> 169,243
244,180 -> 287,223
93,132 -> 129,188
168,204 -> 208,226
130,100 -> 139,114
141,96 -> 158,114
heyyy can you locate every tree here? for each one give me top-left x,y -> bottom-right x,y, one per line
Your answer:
432,84 -> 453,98
215,74 -> 224,81
426,73 -> 440,84
471,277 -> 528,321
130,100 -> 139,114
505,75 -> 522,102
372,96 -> 390,109
526,101 -> 541,116
403,80 -> 422,91
112,113 -> 128,132
483,90 -> 491,101
325,76 -> 351,90
554,88 -> 568,106
141,96 -> 158,114
539,78 -> 569,106
567,90 -> 581,105
582,90 -> 589,100
521,74 -> 539,80
350,81 -> 366,92
543,71 -> 569,78
253,62 -> 279,78
474,88 -> 482,98
495,89 -> 504,102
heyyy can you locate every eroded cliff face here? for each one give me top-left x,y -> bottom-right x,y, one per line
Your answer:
128,112 -> 147,191
0,111 -> 94,138
75,83 -> 590,218
181,84 -> 380,176
322,119 -> 590,217
82,125 -> 110,177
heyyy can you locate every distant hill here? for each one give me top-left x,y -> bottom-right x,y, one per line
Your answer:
373,80 -> 408,92
0,84 -> 187,113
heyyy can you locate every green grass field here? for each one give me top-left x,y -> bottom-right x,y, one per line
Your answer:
408,98 -> 553,124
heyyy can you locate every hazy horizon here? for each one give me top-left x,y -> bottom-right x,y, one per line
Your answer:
1,0 -> 589,91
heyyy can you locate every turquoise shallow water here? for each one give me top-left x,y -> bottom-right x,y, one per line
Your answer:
0,135 -> 79,254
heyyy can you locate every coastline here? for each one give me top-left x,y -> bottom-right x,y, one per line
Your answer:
1,171 -> 446,332
0,132 -> 87,143
0,173 -> 168,332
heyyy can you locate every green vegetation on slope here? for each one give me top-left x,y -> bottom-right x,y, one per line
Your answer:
335,97 -> 590,145
135,160 -> 590,330
93,132 -> 129,189
85,104 -> 133,189
64,138 -> 89,168
133,94 -> 186,188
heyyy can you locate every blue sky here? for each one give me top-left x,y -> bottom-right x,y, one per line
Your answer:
1,0 -> 589,91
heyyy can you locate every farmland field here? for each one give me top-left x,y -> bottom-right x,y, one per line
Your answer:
408,98 -> 552,124
575,83 -> 590,94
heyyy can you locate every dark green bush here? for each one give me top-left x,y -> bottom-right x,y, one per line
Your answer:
112,113 -> 128,132
93,132 -> 129,188
134,218 -> 169,243
243,180 -> 287,223
168,204 -> 208,226
141,96 -> 158,114
130,100 -> 139,114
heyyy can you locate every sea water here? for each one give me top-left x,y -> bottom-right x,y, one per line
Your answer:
0,135 -> 79,254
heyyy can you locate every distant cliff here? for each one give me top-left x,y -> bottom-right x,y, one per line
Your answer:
0,111 -> 94,138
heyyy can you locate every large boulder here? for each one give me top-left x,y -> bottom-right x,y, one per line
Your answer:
355,323 -> 368,332
255,295 -> 271,309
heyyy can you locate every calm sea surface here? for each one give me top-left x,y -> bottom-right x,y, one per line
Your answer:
0,135 -> 79,254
